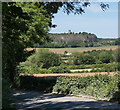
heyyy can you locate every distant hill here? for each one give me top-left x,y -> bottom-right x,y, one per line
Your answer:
50,32 -> 98,44
33,32 -> 117,48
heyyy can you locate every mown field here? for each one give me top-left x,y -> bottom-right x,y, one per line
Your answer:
26,45 -> 118,54
20,72 -> 117,77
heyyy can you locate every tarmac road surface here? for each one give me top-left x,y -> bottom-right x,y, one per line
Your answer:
11,90 -> 120,110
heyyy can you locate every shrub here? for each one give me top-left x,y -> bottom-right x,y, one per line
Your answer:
38,68 -> 52,74
36,49 -> 61,68
98,51 -> 113,63
113,48 -> 120,63
19,76 -> 57,92
82,54 -> 95,64
18,49 -> 62,74
53,74 -> 119,100
49,65 -> 70,73
72,52 -> 95,65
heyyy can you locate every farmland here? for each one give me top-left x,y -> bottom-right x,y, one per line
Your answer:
26,45 -> 118,54
3,2 -> 120,110
20,72 -> 117,77
22,47 -> 119,75
19,46 -> 120,104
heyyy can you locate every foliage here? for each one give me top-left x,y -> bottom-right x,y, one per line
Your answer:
72,52 -> 84,65
18,49 -> 61,74
2,1 -> 112,83
18,76 -> 57,92
2,2 -> 51,84
82,54 -> 96,64
49,64 -> 70,73
68,62 -> 118,73
64,51 -> 68,55
38,68 -> 52,74
2,1 -> 111,108
35,49 -> 61,68
2,79 -> 15,109
53,74 -> 119,101
98,51 -> 113,63
115,38 -> 120,45
19,48 -> 119,74
72,52 -> 95,65
110,74 -> 120,103
36,33 -> 117,48
113,48 -> 120,63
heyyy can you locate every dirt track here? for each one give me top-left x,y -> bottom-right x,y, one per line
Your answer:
20,72 -> 117,77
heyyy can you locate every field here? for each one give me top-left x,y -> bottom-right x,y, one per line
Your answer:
20,72 -> 117,77
26,46 -> 118,54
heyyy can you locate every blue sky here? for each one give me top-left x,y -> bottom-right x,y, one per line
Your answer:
50,2 -> 118,38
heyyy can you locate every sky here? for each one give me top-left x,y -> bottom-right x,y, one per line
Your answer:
49,2 -> 118,38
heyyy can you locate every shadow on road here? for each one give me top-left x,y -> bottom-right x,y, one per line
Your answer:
11,90 -> 120,110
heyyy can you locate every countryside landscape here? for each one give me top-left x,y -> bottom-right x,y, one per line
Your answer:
2,2 -> 120,110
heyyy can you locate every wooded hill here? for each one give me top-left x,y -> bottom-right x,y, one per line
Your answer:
34,32 -> 117,48
50,32 -> 98,44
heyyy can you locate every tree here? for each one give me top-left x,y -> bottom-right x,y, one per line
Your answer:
82,54 -> 95,64
2,2 -> 51,84
35,49 -> 61,68
19,49 -> 61,71
72,52 -> 84,65
113,48 -> 120,63
115,38 -> 120,45
98,51 -> 112,63
72,52 -> 95,65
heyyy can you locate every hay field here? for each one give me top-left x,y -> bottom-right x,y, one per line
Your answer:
26,46 -> 118,54
20,72 -> 117,77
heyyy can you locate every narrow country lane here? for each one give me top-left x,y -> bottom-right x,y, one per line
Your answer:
11,90 -> 120,110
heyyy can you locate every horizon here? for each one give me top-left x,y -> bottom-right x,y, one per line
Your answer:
48,32 -> 117,39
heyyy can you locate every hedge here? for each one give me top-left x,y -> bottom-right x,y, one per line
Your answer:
19,76 -> 57,92
52,74 -> 120,103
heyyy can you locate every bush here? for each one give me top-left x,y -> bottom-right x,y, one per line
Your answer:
49,65 -> 70,73
72,52 -> 95,65
35,49 -> 61,68
19,76 -> 57,92
53,74 -> 119,100
113,48 -> 120,63
18,49 -> 62,74
38,68 -> 52,74
98,51 -> 113,63
110,74 -> 120,103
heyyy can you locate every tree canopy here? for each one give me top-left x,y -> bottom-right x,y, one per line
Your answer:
2,2 -> 51,83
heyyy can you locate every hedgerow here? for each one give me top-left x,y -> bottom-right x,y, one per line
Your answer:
52,74 -> 120,101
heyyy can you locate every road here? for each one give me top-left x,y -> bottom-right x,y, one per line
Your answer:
11,90 -> 120,110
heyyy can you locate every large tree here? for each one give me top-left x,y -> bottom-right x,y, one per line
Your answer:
2,2 -> 51,84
